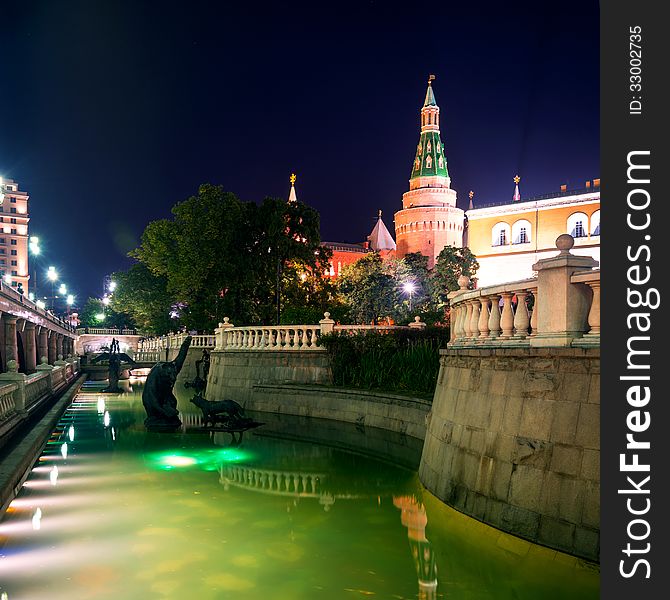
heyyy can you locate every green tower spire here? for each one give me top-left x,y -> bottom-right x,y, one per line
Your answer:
410,76 -> 449,181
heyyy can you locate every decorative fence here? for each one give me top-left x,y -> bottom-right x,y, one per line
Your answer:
448,235 -> 600,348
0,357 -> 81,440
136,317 -> 424,357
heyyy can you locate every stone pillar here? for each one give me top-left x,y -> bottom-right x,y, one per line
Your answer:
48,330 -> 57,365
23,321 -> 38,372
56,334 -> 64,361
38,326 -> 49,364
4,314 -> 19,370
530,234 -> 599,347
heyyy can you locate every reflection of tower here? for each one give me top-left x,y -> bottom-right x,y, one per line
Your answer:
394,496 -> 438,600
394,76 -> 465,268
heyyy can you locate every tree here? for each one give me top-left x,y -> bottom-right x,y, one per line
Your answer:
129,184 -> 331,330
110,263 -> 175,335
79,297 -> 130,329
392,252 -> 434,321
429,245 -> 479,308
338,253 -> 397,324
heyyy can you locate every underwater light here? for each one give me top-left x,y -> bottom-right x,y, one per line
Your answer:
60,443 -> 68,459
32,508 -> 42,530
103,411 -> 111,427
68,425 -> 75,441
50,466 -> 59,486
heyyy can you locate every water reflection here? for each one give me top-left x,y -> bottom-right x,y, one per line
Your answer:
0,380 -> 599,600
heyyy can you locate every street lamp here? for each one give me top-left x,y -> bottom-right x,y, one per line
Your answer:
47,266 -> 58,310
403,282 -> 417,313
67,294 -> 74,317
29,236 -> 41,295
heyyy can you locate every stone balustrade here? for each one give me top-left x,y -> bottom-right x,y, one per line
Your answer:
76,327 -> 137,335
219,465 -> 325,497
0,356 -> 80,439
222,325 -> 323,351
448,235 -> 600,348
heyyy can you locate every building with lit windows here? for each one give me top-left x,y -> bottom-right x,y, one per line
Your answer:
0,177 -> 30,290
464,181 -> 600,287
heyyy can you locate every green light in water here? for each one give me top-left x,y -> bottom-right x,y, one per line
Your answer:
147,448 -> 252,472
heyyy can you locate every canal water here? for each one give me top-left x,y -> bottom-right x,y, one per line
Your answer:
0,379 -> 599,599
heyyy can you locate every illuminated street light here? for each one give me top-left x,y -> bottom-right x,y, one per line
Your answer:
402,282 -> 417,313
59,283 -> 67,295
46,266 -> 58,310
95,312 -> 106,322
36,299 -> 46,309
102,295 -> 110,306
67,294 -> 74,306
108,280 -> 117,292
3,274 -> 11,285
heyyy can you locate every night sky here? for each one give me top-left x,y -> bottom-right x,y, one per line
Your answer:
1,1 -> 599,306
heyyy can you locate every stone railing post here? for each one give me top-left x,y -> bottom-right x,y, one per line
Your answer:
513,290 -> 530,339
408,316 -> 427,330
530,234 -> 599,347
319,312 -> 335,336
0,360 -> 27,412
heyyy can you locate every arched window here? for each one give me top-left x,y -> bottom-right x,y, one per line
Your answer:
567,212 -> 589,238
425,155 -> 432,168
590,210 -> 600,236
492,222 -> 511,247
512,219 -> 532,244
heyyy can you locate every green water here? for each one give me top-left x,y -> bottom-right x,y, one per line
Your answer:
0,379 -> 599,599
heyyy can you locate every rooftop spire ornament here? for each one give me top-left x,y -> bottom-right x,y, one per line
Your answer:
468,190 -> 474,210
513,175 -> 521,202
287,173 -> 298,203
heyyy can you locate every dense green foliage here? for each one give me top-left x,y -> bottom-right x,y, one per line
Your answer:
109,263 -> 174,335
78,297 -> 131,329
337,247 -> 478,325
112,184 -> 335,331
320,329 -> 451,397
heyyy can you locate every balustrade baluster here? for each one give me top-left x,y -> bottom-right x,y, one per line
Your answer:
488,295 -> 501,339
463,301 -> 474,338
586,281 -> 601,335
469,300 -> 480,339
301,327 -> 309,349
259,329 -> 267,349
513,291 -> 530,338
500,293 -> 515,338
292,328 -> 299,349
454,303 -> 465,341
529,288 -> 538,336
478,297 -> 490,339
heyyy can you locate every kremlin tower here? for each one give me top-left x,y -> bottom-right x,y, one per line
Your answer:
394,76 -> 464,268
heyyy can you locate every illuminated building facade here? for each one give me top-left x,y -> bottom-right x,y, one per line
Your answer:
465,181 -> 601,286
394,77 -> 465,268
0,177 -> 30,290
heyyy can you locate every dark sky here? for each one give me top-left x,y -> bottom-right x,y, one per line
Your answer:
1,1 -> 599,305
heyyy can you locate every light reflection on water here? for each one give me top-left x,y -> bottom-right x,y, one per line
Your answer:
0,380 -> 599,599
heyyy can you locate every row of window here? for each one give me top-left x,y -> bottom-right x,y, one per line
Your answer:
491,211 -> 600,247
0,249 -> 18,255
0,207 -> 19,213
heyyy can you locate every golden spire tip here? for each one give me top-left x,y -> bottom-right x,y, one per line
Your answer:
290,173 -> 297,185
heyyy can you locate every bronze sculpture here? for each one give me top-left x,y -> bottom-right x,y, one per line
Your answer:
142,336 -> 192,430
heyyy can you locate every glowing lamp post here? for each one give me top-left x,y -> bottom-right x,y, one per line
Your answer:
47,266 -> 58,310
403,282 -> 417,313
67,294 -> 74,317
29,236 -> 41,295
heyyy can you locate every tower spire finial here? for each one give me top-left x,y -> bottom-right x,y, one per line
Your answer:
428,73 -> 435,84
288,173 -> 298,203
513,175 -> 521,202
468,190 -> 474,210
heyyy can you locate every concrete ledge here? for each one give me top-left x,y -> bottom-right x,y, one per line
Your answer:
246,383 -> 431,440
0,375 -> 87,514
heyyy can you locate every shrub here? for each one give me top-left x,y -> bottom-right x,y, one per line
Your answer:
320,328 -> 450,397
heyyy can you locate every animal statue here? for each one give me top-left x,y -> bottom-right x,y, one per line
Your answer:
184,348 -> 210,392
189,392 -> 248,428
142,336 -> 192,429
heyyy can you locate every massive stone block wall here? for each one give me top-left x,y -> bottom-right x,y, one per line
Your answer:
419,347 -> 599,561
205,350 -> 333,405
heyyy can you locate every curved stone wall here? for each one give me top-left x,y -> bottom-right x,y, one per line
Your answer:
419,347 -> 599,561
